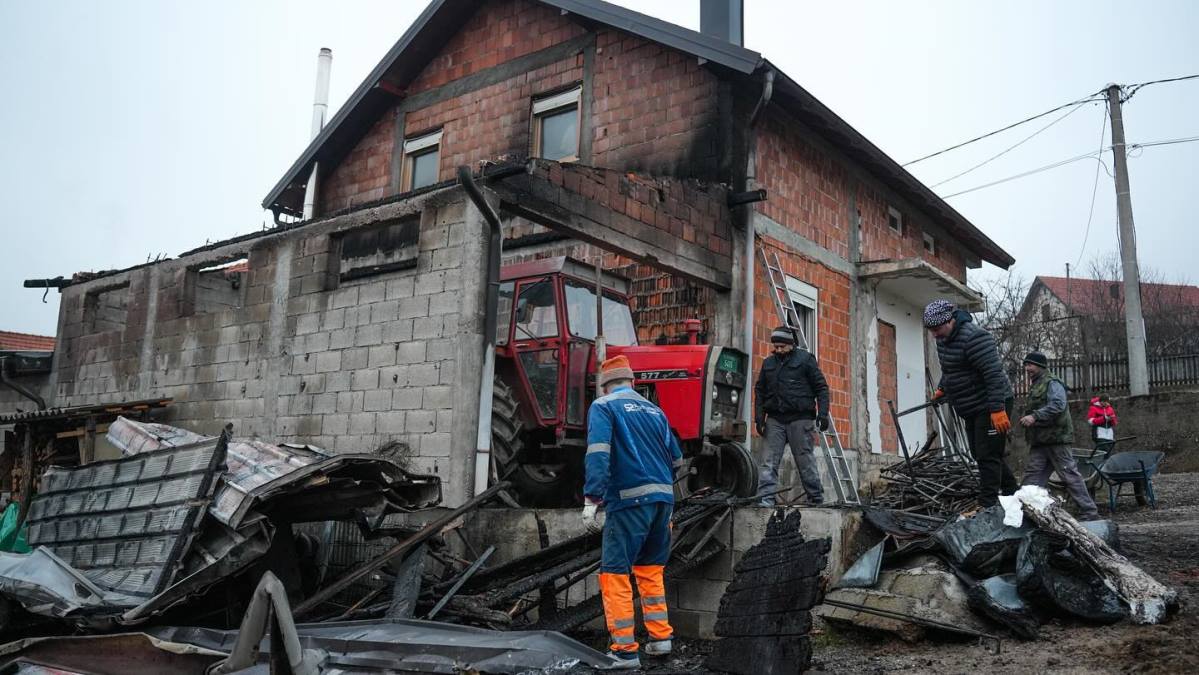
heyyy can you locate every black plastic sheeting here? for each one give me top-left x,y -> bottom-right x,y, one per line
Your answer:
966,574 -> 1039,639
148,619 -> 616,673
932,506 -> 1032,578
1015,531 -> 1125,624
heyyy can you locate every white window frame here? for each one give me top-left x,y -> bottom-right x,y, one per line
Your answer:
532,86 -> 581,162
887,206 -> 904,234
401,129 -> 443,191
784,276 -> 819,356
922,231 -> 937,255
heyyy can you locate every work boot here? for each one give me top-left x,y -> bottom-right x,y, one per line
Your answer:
644,639 -> 672,657
597,651 -> 641,670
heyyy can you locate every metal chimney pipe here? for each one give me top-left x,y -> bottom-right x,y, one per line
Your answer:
700,0 -> 744,46
302,47 -> 333,220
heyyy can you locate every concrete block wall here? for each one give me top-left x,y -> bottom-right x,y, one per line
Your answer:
48,187 -> 489,505
450,505 -> 863,640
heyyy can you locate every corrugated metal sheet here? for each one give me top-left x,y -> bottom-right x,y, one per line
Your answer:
25,437 -> 226,599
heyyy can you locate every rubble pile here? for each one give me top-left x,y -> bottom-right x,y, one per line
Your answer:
870,442 -> 980,517
830,485 -> 1179,645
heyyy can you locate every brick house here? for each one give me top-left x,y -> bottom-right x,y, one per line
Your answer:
6,0 -> 1013,504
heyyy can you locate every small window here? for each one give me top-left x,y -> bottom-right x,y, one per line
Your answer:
84,283 -> 130,333
337,216 -> 420,282
532,87 -> 581,162
190,257 -> 248,313
784,276 -> 819,356
887,206 -> 904,234
1041,304 -> 1052,322
922,232 -> 937,255
401,129 -> 442,191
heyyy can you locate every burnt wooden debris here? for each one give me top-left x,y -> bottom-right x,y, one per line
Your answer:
707,509 -> 831,675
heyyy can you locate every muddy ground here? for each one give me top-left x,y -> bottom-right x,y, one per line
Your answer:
576,472 -> 1199,674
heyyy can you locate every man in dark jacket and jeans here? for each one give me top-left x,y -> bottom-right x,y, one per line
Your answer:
924,300 -> 1018,507
754,326 -> 829,506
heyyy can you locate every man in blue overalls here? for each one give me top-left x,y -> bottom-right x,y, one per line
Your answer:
584,355 -> 681,669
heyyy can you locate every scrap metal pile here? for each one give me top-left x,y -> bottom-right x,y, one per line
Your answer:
0,417 -> 441,631
0,417 -> 744,672
870,441 -> 980,517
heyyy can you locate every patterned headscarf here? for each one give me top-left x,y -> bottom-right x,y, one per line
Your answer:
922,299 -> 956,328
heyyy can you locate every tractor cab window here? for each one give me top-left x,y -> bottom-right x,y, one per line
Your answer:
514,279 -> 558,339
496,281 -> 515,345
564,280 -> 638,346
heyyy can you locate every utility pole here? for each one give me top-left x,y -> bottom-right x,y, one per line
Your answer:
1106,84 -> 1150,396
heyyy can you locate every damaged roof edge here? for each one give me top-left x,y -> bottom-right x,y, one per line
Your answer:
261,0 -> 763,218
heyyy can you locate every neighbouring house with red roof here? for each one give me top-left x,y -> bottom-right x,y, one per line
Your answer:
0,331 -> 55,353
1017,275 -> 1199,360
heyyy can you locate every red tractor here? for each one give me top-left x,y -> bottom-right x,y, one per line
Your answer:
491,257 -> 757,506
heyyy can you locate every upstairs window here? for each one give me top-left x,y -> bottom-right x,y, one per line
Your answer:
887,206 -> 904,235
784,276 -> 819,356
922,232 -> 937,255
401,129 -> 442,191
532,87 -> 581,162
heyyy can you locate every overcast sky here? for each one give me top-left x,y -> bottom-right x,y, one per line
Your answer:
2,0 -> 1196,335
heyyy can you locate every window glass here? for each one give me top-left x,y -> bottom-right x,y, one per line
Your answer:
496,281 -> 515,345
410,149 -> 439,190
514,279 -> 558,339
538,107 -> 579,161
564,280 -> 638,346
519,349 -> 560,419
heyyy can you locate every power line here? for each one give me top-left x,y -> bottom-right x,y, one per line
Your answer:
929,100 -> 1094,188
940,150 -> 1106,199
1122,73 -> 1199,102
902,89 -> 1106,167
940,133 -> 1199,200
1075,106 -> 1109,267
905,75 -> 1198,168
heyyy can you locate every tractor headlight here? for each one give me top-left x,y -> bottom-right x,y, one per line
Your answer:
730,390 -> 739,404
712,386 -> 719,400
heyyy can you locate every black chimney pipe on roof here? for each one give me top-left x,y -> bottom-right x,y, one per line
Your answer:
700,0 -> 744,46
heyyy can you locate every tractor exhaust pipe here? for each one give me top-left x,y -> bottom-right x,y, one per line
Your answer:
458,166 -> 503,499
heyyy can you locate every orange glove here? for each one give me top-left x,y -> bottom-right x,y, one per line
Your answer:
990,410 -> 1011,434
932,388 -> 945,401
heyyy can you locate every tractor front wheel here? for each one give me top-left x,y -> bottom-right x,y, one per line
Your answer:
680,441 -> 758,499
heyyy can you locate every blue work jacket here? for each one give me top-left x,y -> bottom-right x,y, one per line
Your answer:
584,386 -> 682,513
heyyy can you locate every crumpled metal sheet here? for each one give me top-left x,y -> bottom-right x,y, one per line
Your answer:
26,436 -> 225,599
107,417 -> 441,527
0,548 -> 140,617
148,619 -> 617,674
834,539 -> 885,589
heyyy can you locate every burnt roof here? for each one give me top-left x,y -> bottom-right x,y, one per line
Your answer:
262,0 -> 1013,269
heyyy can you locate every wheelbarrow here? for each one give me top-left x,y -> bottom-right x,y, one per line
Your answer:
1086,450 -> 1165,513
1048,446 -> 1109,495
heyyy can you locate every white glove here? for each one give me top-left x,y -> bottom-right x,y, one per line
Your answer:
582,501 -> 604,534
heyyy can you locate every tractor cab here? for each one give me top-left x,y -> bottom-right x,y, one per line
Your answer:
491,257 -> 755,506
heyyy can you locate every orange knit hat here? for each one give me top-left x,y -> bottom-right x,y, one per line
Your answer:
599,355 -> 635,387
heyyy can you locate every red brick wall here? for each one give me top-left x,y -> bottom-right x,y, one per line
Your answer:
755,108 -> 969,283
321,110 -> 397,214
753,237 -> 853,436
856,183 -> 968,282
589,30 -> 722,178
406,0 -> 586,95
319,0 -> 726,214
877,319 -> 898,454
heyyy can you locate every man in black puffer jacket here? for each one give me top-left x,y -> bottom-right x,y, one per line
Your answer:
754,326 -> 829,506
924,300 -> 1017,507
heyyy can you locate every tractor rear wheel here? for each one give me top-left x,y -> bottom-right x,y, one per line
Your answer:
491,379 -> 576,507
